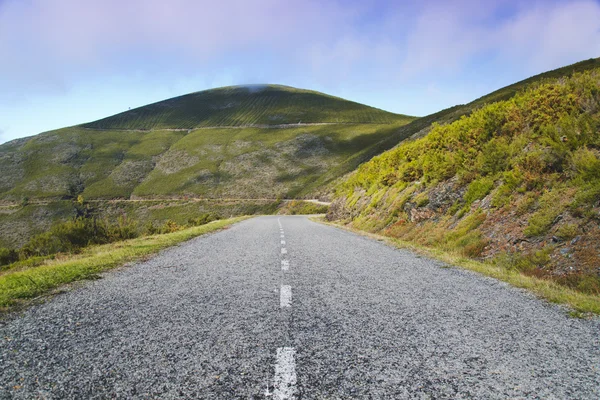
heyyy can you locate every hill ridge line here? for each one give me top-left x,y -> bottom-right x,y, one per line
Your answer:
80,122 -> 396,132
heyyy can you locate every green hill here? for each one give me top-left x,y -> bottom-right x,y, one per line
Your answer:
373,58 -> 600,145
329,66 -> 600,298
84,84 -> 409,130
0,85 -> 415,247
1,58 -> 599,249
0,85 -> 413,204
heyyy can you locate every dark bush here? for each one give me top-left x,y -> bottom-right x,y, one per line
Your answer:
0,247 -> 19,266
20,215 -> 139,258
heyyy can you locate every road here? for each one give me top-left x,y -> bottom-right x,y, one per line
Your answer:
1,216 -> 599,399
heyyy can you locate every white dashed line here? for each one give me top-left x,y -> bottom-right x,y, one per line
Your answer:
270,347 -> 297,399
280,234 -> 285,238
280,285 -> 292,308
281,248 -> 287,254
281,260 -> 289,271
281,240 -> 286,245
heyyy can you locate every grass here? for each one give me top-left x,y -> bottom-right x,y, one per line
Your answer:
0,216 -> 248,313
318,218 -> 600,316
83,84 -> 413,130
0,122 -> 414,203
333,68 -> 600,292
278,200 -> 329,215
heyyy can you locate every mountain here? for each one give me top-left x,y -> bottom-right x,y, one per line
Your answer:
84,84 -> 407,130
0,85 -> 413,203
1,59 -> 599,249
0,85 -> 415,247
328,63 -> 600,294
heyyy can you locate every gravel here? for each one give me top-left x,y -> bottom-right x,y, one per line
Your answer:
1,216 -> 599,399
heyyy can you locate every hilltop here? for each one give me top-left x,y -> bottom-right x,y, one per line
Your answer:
0,85 -> 413,203
83,84 -> 409,130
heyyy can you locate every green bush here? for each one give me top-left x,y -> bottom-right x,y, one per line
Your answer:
107,215 -> 139,241
555,224 -> 578,240
188,213 -> 220,226
524,189 -> 569,237
20,215 -> 140,258
463,177 -> 495,207
0,247 -> 19,267
414,192 -> 430,207
281,201 -> 329,215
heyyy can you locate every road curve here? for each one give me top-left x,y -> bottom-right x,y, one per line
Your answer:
1,216 -> 599,399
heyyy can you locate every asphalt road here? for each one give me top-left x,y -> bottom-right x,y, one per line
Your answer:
1,216 -> 599,399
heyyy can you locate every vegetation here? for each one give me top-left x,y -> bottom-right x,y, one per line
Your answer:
0,207 -> 229,270
2,60 -> 598,246
331,67 -> 600,310
83,85 -> 412,130
278,200 -> 329,215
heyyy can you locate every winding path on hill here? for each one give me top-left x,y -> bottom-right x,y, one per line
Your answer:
1,216 -> 599,398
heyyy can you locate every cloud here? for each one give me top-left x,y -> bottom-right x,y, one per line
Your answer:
398,0 -> 600,77
2,0 -> 598,99
497,0 -> 600,72
0,0 -> 360,98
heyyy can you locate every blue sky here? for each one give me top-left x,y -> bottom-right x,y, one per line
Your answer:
1,0 -> 599,143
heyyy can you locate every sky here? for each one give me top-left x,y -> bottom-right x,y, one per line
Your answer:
1,0 -> 600,143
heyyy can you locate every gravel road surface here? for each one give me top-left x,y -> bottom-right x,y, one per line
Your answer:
1,216 -> 599,399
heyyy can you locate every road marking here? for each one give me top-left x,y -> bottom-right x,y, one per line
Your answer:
280,285 -> 292,307
281,240 -> 286,245
281,234 -> 285,238
281,248 -> 287,254
270,347 -> 297,399
281,260 -> 289,271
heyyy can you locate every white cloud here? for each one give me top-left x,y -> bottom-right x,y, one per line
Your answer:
0,0 -> 359,97
398,0 -> 600,77
497,1 -> 600,72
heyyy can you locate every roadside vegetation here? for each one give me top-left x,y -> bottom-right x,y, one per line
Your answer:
330,68 -> 600,314
0,216 -> 247,312
0,198 -> 225,273
277,200 -> 329,215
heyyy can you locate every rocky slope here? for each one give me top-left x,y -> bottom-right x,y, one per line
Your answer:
329,68 -> 600,294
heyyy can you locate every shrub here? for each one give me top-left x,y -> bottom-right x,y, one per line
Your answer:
480,137 -> 510,175
20,232 -> 63,258
491,184 -> 512,208
414,192 -> 430,207
494,247 -> 552,274
571,147 -> 600,182
463,177 -> 495,207
0,247 -> 19,267
524,189 -> 570,237
555,223 -> 578,240
20,215 -> 139,258
161,220 -> 181,234
108,215 -> 139,241
188,213 -> 220,226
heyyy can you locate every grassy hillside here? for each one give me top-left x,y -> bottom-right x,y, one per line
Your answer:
0,123 -> 415,203
0,85 -> 413,204
0,85 -> 415,246
391,57 -> 600,143
83,84 -> 412,130
1,58 -> 598,248
329,68 -> 600,300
